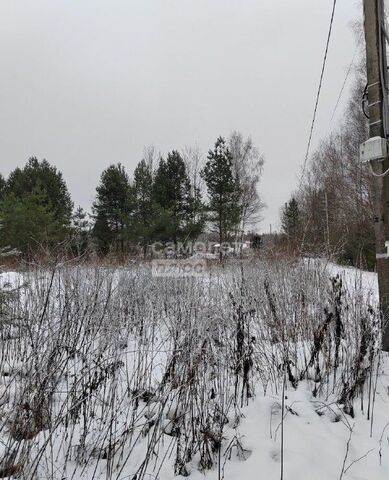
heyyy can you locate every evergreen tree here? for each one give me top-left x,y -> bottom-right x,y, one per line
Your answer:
185,183 -> 204,244
72,206 -> 90,257
201,137 -> 241,260
250,233 -> 262,251
133,158 -> 160,257
6,157 -> 73,226
153,151 -> 202,249
281,197 -> 301,251
0,186 -> 62,255
0,174 -> 5,202
92,214 -> 112,255
0,158 -> 72,254
92,163 -> 133,254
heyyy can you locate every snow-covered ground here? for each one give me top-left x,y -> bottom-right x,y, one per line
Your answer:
194,262 -> 389,480
0,261 -> 388,479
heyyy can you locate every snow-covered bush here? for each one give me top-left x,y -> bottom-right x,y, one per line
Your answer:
0,259 -> 382,479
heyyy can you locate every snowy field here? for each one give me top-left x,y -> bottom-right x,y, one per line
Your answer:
0,259 -> 388,479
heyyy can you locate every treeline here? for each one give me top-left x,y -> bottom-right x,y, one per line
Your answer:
281,57 -> 375,269
0,133 -> 264,259
0,158 -> 73,256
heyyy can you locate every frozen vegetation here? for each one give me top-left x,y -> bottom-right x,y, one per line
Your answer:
0,259 -> 388,479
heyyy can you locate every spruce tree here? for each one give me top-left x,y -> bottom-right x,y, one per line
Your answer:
201,137 -> 241,260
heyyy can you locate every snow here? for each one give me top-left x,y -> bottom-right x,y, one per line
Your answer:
188,364 -> 389,480
0,262 -> 388,479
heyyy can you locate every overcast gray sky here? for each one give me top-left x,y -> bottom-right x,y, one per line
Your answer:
0,0 -> 361,231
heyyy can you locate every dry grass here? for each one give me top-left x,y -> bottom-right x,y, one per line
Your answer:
0,258 -> 380,479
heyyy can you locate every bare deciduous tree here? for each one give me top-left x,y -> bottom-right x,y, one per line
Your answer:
291,54 -> 374,267
228,131 -> 266,237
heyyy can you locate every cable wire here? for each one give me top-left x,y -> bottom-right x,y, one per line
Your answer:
330,36 -> 362,123
299,0 -> 338,188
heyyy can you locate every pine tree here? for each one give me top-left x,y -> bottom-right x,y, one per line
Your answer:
92,163 -> 133,254
201,137 -> 241,260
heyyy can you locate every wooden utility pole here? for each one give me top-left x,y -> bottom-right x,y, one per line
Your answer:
363,0 -> 389,351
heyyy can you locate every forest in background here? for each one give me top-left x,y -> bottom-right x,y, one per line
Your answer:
0,133 -> 264,261
0,35 -> 376,268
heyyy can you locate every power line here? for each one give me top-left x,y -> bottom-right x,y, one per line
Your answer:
299,0 -> 338,188
329,42 -> 360,123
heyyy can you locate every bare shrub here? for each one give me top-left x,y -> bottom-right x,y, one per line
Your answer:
0,258 -> 380,479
